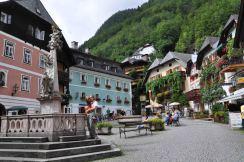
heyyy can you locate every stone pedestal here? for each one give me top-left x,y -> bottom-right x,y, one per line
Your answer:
38,96 -> 62,114
0,114 -> 86,141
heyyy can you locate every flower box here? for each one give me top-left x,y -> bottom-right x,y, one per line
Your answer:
117,100 -> 122,104
94,83 -> 100,87
105,85 -> 111,89
124,100 -> 130,104
96,127 -> 112,135
106,99 -> 112,103
123,88 -> 128,92
81,81 -> 87,85
116,87 -> 121,91
96,122 -> 113,135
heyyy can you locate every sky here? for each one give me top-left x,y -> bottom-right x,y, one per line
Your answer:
40,0 -> 148,46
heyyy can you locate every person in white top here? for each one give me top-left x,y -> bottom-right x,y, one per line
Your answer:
85,96 -> 98,139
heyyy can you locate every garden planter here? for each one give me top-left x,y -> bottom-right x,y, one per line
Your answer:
151,123 -> 164,131
97,127 -> 112,135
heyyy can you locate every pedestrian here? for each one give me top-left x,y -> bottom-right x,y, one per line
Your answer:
85,96 -> 98,139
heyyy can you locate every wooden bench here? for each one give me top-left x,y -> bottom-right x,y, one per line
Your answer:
118,116 -> 152,138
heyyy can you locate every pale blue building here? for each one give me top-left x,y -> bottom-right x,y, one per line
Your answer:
68,49 -> 132,115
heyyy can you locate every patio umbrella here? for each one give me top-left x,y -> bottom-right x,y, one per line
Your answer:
7,106 -> 28,111
153,103 -> 163,108
169,102 -> 180,106
145,105 -> 153,108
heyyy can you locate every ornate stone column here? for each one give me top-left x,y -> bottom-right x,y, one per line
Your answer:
39,26 -> 63,114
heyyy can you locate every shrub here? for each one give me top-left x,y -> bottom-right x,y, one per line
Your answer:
148,118 -> 165,130
212,103 -> 225,114
96,122 -> 113,129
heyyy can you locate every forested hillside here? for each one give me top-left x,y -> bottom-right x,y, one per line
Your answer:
80,0 -> 240,62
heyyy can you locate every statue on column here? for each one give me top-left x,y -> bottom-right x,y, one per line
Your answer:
40,25 -> 63,98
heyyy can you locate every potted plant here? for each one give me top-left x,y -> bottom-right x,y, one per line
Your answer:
81,80 -> 87,85
123,88 -> 128,92
116,87 -> 121,91
96,122 -> 113,135
148,118 -> 165,131
106,98 -> 112,103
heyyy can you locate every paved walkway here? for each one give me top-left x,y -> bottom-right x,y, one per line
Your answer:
97,119 -> 244,162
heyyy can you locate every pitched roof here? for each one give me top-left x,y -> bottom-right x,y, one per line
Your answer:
13,0 -> 56,25
148,58 -> 163,70
224,14 -> 238,30
199,37 -> 219,52
234,0 -> 244,48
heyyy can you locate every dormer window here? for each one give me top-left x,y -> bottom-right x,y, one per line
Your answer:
1,12 -> 11,24
27,25 -> 34,36
35,28 -> 45,40
36,8 -> 41,14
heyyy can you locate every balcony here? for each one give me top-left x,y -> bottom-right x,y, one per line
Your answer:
220,56 -> 244,73
185,89 -> 201,102
58,71 -> 69,85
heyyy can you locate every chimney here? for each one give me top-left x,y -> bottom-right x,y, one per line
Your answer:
71,41 -> 78,49
85,48 -> 90,54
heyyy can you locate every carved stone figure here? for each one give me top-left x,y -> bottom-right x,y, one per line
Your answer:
42,72 -> 53,97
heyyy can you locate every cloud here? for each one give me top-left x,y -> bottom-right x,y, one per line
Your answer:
40,0 -> 148,46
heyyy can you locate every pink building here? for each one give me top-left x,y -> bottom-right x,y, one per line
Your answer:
0,0 -> 74,114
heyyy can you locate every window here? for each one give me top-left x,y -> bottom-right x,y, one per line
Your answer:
80,92 -> 86,99
157,69 -> 159,72
35,28 -> 41,39
105,65 -> 110,71
114,67 -> 117,73
0,71 -> 6,87
39,55 -> 46,68
27,25 -> 34,36
80,73 -> 87,82
4,40 -> 14,59
70,71 -> 73,79
123,83 -> 128,89
21,75 -> 30,92
105,79 -> 110,85
23,48 -> 32,64
94,77 -> 100,84
90,61 -> 94,67
40,31 -> 45,40
169,63 -> 172,67
116,81 -> 121,88
64,106 -> 71,114
38,78 -> 43,94
116,96 -> 121,100
1,12 -> 11,24
79,59 -> 84,65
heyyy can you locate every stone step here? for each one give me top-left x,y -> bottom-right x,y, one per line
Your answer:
59,135 -> 86,142
0,144 -> 111,159
0,148 -> 121,162
0,139 -> 101,150
0,137 -> 48,143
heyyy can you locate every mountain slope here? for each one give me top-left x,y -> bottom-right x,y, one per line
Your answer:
80,0 -> 240,62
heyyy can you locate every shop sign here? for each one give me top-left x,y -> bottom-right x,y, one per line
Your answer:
237,77 -> 244,84
229,112 -> 242,128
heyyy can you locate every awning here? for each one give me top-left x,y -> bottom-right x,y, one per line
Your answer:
218,88 -> 244,103
7,106 -> 28,111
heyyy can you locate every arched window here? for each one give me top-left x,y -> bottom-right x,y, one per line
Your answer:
0,71 -> 6,87
35,27 -> 41,39
27,25 -> 34,36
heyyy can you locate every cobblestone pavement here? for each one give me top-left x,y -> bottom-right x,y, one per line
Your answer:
97,119 -> 244,162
